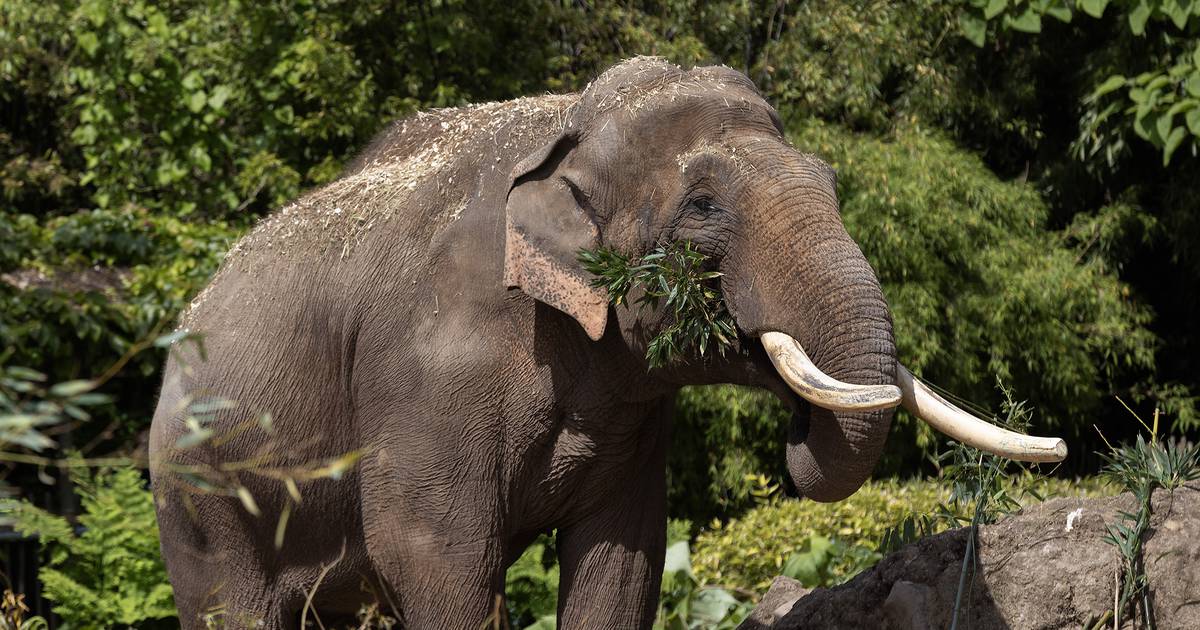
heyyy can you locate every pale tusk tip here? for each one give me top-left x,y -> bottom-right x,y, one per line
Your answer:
1048,438 -> 1068,461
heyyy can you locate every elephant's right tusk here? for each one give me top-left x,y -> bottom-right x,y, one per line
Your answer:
898,365 -> 1068,463
760,331 -> 902,412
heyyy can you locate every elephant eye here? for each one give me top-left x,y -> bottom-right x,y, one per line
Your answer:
691,197 -> 721,215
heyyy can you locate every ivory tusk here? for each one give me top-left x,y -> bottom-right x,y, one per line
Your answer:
897,365 -> 1068,463
760,331 -> 902,412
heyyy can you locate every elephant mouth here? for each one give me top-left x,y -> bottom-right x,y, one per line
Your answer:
741,330 -> 1069,464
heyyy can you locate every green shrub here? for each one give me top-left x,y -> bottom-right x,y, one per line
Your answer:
692,480 -> 947,591
3,467 -> 176,629
505,535 -> 559,629
668,385 -> 789,524
693,475 -> 1118,593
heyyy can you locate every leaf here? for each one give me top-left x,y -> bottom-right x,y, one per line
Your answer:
258,411 -> 274,433
154,329 -> 192,348
689,588 -> 741,622
1157,112 -> 1175,143
6,366 -> 47,382
49,380 -> 95,398
1163,126 -> 1187,164
189,398 -> 238,414
174,427 -> 214,449
1134,110 -> 1156,140
1128,0 -> 1152,35
4,430 -> 56,451
1186,107 -> 1200,134
1080,0 -> 1109,18
1006,10 -> 1042,33
1164,0 -> 1191,29
983,0 -> 1007,20
664,540 -> 693,575
236,486 -> 261,516
1186,74 -> 1200,98
274,501 -> 291,549
284,477 -> 302,504
959,12 -> 988,47
208,84 -> 234,110
188,90 -> 208,113
1092,75 -> 1127,99
1045,2 -> 1072,23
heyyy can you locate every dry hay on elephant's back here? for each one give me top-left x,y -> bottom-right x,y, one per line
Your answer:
178,94 -> 576,328
228,93 -> 577,264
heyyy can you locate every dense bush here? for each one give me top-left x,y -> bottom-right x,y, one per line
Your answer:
691,475 -> 1116,593
691,480 -> 947,592
3,467 -> 175,629
668,386 -> 788,523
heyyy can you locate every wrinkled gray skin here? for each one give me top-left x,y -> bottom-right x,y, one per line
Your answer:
150,57 -> 896,629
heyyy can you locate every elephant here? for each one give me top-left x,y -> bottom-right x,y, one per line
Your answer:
149,56 -> 1065,629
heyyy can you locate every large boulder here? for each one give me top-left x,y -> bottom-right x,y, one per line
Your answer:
740,483 -> 1200,629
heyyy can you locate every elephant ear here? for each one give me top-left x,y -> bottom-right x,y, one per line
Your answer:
504,133 -> 609,341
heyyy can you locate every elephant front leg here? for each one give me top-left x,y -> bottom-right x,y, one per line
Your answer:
359,449 -> 507,629
554,467 -> 667,628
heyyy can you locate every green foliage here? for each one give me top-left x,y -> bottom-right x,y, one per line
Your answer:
656,540 -> 752,629
0,362 -> 110,455
757,2 -> 961,131
0,209 -> 235,438
957,0 -> 1200,166
3,467 -> 176,629
691,480 -> 948,592
505,535 -> 559,629
579,241 -> 736,368
668,385 -> 788,524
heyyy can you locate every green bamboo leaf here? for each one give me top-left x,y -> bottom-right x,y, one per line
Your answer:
1045,2 -> 1072,23
175,428 -> 214,449
6,366 -> 46,382
236,486 -> 261,517
49,380 -> 95,398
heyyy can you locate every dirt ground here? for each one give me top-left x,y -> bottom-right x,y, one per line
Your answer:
740,482 -> 1200,629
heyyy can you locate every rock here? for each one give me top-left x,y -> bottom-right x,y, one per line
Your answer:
736,576 -> 811,629
743,483 -> 1200,629
883,581 -> 935,630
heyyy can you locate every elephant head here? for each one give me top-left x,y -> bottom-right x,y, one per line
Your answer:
504,57 -> 1065,501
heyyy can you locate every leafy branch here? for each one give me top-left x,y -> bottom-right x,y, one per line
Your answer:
578,241 -> 737,369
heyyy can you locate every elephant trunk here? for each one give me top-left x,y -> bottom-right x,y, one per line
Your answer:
723,159 -> 898,502
773,241 -> 897,502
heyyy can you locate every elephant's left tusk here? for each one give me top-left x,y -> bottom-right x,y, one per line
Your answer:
760,331 -> 902,412
898,365 -> 1068,463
